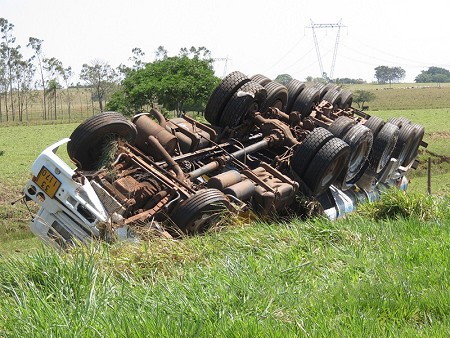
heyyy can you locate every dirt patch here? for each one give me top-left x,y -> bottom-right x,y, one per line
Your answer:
0,185 -> 19,203
429,131 -> 450,139
421,149 -> 450,164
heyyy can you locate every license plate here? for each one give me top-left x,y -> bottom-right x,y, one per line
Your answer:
36,166 -> 61,198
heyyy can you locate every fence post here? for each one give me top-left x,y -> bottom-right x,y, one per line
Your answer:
427,156 -> 432,195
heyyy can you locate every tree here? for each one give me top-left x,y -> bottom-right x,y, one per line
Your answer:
335,78 -> 366,84
129,47 -> 145,70
374,66 -> 405,86
305,75 -> 326,83
154,46 -> 168,61
27,37 -> 48,119
5,44 -> 23,121
107,46 -> 220,116
415,67 -> 450,84
353,90 -> 376,109
60,65 -> 73,120
46,79 -> 60,119
0,17 -> 19,121
15,59 -> 34,121
274,74 -> 292,86
80,60 -> 117,112
117,47 -> 146,80
44,57 -> 65,119
0,49 -> 6,121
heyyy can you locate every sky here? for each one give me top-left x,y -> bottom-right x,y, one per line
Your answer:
2,0 -> 450,83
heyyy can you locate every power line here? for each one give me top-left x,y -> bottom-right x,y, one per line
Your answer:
262,35 -> 307,73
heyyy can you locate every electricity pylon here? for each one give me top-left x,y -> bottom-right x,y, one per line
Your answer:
306,19 -> 346,80
213,57 -> 230,78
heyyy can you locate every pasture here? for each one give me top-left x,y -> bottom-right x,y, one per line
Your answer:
1,82 -> 450,125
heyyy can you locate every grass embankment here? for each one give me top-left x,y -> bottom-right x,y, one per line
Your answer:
0,191 -> 449,336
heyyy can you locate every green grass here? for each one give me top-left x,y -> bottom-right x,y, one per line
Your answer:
0,191 -> 449,336
0,124 -> 78,250
347,83 -> 450,111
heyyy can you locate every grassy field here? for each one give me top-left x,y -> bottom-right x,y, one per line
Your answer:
0,123 -> 78,252
0,192 -> 449,336
0,84 -> 449,335
347,82 -> 450,111
0,82 -> 449,125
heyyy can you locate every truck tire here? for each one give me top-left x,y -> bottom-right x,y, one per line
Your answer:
260,81 -> 288,112
219,81 -> 267,128
170,189 -> 231,234
317,83 -> 340,100
68,112 -> 137,171
328,116 -> 354,138
290,86 -> 321,118
369,122 -> 399,173
322,89 -> 343,111
388,117 -> 410,128
250,74 -> 271,86
391,123 -> 417,165
339,90 -> 353,109
403,123 -> 424,166
285,79 -> 306,113
363,116 -> 385,136
302,137 -> 350,196
291,127 -> 335,177
204,71 -> 250,125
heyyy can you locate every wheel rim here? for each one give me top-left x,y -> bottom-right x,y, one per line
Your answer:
345,138 -> 371,181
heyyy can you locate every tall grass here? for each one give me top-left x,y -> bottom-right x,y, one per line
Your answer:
1,191 -> 450,336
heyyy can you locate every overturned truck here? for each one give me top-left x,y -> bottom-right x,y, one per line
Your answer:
23,71 -> 426,248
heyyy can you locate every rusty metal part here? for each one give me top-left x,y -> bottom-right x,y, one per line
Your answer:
207,170 -> 242,190
113,175 -> 161,211
188,138 -> 270,180
125,193 -> 171,224
147,135 -> 185,181
250,166 -> 298,213
114,176 -> 141,197
306,101 -> 373,131
149,108 -> 166,128
133,113 -> 178,158
259,162 -> 299,190
182,114 -> 218,141
241,168 -> 275,194
264,107 -> 290,124
118,144 -> 193,197
174,131 -> 194,154
169,118 -> 203,152
251,112 -> 299,147
156,134 -> 263,166
168,115 -> 217,152
223,179 -> 255,201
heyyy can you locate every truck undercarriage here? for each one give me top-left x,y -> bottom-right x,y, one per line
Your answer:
23,72 -> 426,249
